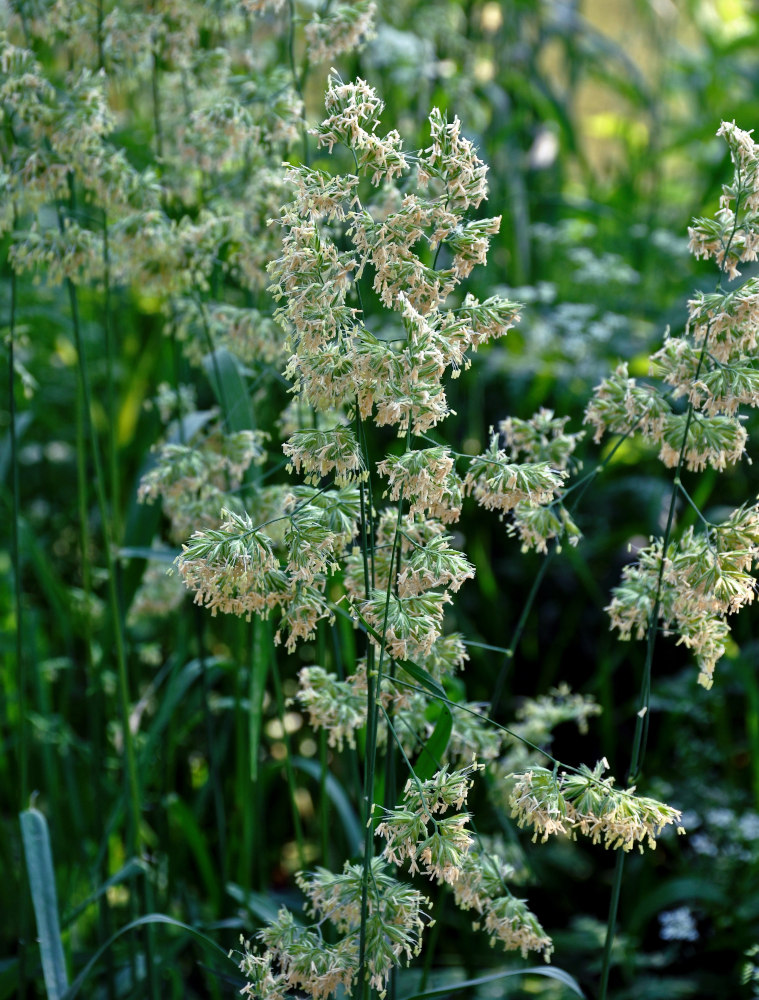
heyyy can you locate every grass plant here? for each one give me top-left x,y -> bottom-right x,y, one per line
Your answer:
3,3 -> 759,1000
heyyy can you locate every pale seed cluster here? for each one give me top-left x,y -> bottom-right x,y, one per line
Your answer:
375,762 -> 482,884
236,858 -> 430,1000
688,121 -> 759,279
139,428 -> 268,543
585,121 -> 759,685
509,761 -> 685,853
607,502 -> 759,688
452,848 -> 553,960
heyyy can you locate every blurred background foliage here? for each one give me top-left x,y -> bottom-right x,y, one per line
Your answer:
2,0 -> 759,998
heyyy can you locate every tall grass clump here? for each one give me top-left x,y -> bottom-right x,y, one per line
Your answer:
4,2 -> 759,999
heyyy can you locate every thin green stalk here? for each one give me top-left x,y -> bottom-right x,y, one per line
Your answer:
96,0 -> 105,70
151,34 -> 164,163
235,624 -> 252,891
8,223 -> 31,1000
74,325 -> 96,840
358,640 -> 378,1000
318,627 -> 329,866
194,287 -> 231,429
598,196 -> 743,1000
419,886 -> 447,992
269,652 -> 307,871
171,324 -> 187,443
358,425 -> 410,1000
102,213 -> 121,543
249,618 -> 271,888
331,621 -> 363,807
95,207 -> 118,1000
598,849 -> 625,996
195,607 -> 228,887
319,730 -> 329,866
286,0 -> 310,165
8,240 -> 25,807
356,405 -> 375,592
489,554 -> 552,717
60,225 -> 157,993
62,258 -> 142,852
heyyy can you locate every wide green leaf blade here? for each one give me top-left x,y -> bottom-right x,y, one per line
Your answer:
203,347 -> 253,432
20,808 -> 69,1000
413,704 -> 453,782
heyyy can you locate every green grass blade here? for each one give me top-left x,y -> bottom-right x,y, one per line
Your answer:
291,756 -> 363,855
412,704 -> 453,782
62,859 -> 150,927
202,347 -> 253,432
225,884 -> 290,925
400,964 -> 586,1000
249,621 -> 270,784
395,659 -> 446,700
20,808 -> 69,1000
59,914 -> 230,1000
166,794 -> 222,913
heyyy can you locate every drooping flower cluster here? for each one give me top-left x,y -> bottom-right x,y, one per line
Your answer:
236,858 -> 430,999
139,427 -> 268,542
296,664 -> 369,751
496,684 -> 601,775
177,489 -> 362,649
509,760 -> 685,853
607,502 -> 759,688
464,421 -> 580,553
584,121 -> 759,685
375,761 -> 482,883
452,847 -> 553,960
494,408 -> 584,553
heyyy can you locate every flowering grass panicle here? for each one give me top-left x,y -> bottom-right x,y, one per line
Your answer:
582,121 -> 759,686
304,1 -> 378,66
509,761 -> 685,853
238,859 -> 430,999
606,502 -> 759,688
442,846 -> 554,960
376,762 -> 482,883
138,428 -> 267,542
464,431 -> 567,516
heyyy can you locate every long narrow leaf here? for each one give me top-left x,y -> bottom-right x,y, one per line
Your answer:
203,347 -> 253,432
291,756 -> 362,855
225,884 -> 292,926
413,705 -> 453,782
60,914 -> 230,1000
395,659 -> 446,700
165,795 -> 221,912
62,858 -> 149,927
400,964 -> 585,1000
20,808 -> 69,1000
250,621 -> 270,783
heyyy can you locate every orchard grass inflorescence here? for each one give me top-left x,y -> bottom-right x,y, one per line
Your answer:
6,1 -> 759,998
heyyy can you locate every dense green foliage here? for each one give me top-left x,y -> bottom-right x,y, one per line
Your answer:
3,2 -> 759,999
